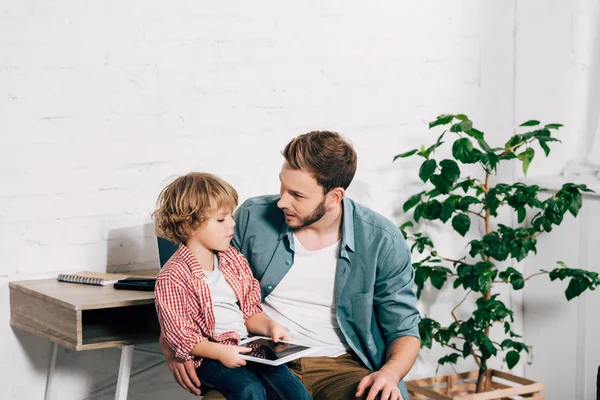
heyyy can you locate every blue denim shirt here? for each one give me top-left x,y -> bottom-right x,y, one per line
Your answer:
232,195 -> 420,393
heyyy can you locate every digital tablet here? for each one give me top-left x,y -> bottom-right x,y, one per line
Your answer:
238,336 -> 318,366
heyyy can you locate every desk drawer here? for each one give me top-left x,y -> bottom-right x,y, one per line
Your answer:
10,287 -> 79,349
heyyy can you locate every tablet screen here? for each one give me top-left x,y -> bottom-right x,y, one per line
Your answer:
245,338 -> 312,362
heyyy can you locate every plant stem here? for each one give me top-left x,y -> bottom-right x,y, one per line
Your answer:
499,139 -> 530,158
451,290 -> 472,325
466,210 -> 486,219
426,247 -> 465,264
524,271 -> 548,281
477,172 -> 493,393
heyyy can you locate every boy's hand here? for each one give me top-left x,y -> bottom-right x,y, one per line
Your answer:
218,345 -> 252,368
268,320 -> 291,343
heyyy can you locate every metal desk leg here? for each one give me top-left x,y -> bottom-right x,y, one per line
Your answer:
44,342 -> 58,400
115,345 -> 134,400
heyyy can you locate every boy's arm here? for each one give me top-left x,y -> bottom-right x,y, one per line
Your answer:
236,252 -> 263,319
155,277 -> 207,361
244,312 -> 272,336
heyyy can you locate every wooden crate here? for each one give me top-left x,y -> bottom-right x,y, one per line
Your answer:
407,369 -> 544,400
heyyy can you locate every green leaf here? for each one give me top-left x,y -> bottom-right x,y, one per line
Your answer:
458,196 -> 480,210
423,200 -> 442,220
419,160 -> 437,183
440,195 -> 460,223
438,353 -> 460,365
403,193 -> 423,212
418,318 -> 441,348
450,120 -> 473,133
462,341 -> 471,357
440,159 -> 461,183
539,140 -> 551,156
452,138 -> 480,164
506,351 -> 520,369
400,221 -> 414,229
414,266 -> 429,298
454,114 -> 469,121
422,141 -> 445,159
429,115 -> 455,128
478,274 -> 493,294
565,277 -> 589,301
430,272 -> 447,290
484,233 -> 509,261
452,214 -> 471,236
568,192 -> 582,217
430,174 -> 453,194
454,179 -> 474,193
510,274 -> 525,290
479,152 -> 500,171
480,335 -> 497,358
464,127 -> 484,140
414,203 -> 424,223
520,120 -> 540,127
545,123 -> 563,130
393,149 -> 418,161
517,207 -> 526,224
517,147 -> 535,175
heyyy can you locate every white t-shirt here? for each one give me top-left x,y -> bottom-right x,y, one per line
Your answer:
204,255 -> 249,337
261,234 -> 351,357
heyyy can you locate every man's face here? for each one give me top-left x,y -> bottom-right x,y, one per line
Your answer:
277,162 -> 329,229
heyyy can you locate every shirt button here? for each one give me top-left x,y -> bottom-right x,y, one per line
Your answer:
285,260 -> 291,266
267,284 -> 273,290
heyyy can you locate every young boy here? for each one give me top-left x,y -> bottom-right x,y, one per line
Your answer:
153,172 -> 311,400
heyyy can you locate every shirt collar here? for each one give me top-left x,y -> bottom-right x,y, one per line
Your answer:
277,197 -> 355,254
177,243 -> 230,277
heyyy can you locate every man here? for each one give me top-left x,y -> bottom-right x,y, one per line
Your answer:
159,131 -> 421,400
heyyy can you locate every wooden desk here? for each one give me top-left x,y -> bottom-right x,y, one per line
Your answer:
9,270 -> 161,400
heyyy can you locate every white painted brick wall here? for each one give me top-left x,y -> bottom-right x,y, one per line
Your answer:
0,1 -> 589,399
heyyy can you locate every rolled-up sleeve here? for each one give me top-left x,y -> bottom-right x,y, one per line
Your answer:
154,277 -> 206,360
374,231 -> 421,346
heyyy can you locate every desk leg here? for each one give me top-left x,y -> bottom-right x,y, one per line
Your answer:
115,345 -> 134,400
44,342 -> 58,400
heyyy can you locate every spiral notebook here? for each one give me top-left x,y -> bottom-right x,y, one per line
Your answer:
57,271 -> 129,286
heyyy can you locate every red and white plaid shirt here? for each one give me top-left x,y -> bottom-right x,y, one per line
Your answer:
155,244 -> 262,367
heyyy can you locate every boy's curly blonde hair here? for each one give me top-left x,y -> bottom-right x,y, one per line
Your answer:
153,172 -> 238,244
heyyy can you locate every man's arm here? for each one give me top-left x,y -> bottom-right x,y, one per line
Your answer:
159,334 -> 201,396
380,336 -> 421,382
357,231 -> 421,399
356,336 -> 420,400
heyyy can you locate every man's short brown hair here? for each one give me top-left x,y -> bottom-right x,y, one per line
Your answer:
282,131 -> 357,193
153,172 -> 238,243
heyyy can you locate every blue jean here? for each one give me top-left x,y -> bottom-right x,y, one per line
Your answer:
196,358 -> 312,400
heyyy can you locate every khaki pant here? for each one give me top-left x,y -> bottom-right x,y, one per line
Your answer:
202,353 -> 371,400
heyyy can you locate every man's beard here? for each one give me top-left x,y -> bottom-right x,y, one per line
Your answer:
287,198 -> 327,230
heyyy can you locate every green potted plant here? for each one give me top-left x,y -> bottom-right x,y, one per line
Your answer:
394,115 -> 600,398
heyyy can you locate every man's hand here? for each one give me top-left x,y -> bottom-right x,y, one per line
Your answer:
218,345 -> 252,368
268,320 -> 291,343
159,334 -> 202,396
356,368 -> 403,400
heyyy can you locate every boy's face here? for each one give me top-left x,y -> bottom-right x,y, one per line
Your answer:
189,208 -> 236,252
277,161 -> 332,229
